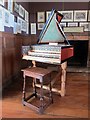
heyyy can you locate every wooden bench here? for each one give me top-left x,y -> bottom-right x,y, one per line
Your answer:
21,67 -> 53,114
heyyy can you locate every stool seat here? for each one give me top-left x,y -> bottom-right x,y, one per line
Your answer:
22,67 -> 52,80
22,67 -> 53,114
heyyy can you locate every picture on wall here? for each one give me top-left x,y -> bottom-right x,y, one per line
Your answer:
60,22 -> 66,28
10,13 -> 14,27
26,22 -> 29,34
0,6 -> 3,19
37,12 -> 45,22
31,23 -> 36,34
13,22 -> 17,34
60,11 -> 73,22
0,0 -> 4,6
74,10 -> 87,21
0,6 -> 4,31
17,23 -> 21,33
17,16 -> 22,26
64,26 -> 84,33
8,0 -> 13,13
4,8 -> 10,27
19,5 -> 25,18
80,22 -> 90,31
88,10 -> 90,21
25,10 -> 29,22
38,23 -> 45,30
68,22 -> 78,27
21,19 -> 26,32
14,2 -> 19,14
46,11 -> 51,20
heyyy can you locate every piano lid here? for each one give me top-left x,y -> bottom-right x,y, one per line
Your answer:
38,9 -> 67,44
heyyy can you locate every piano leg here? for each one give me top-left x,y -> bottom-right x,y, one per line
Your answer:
32,60 -> 67,97
32,60 -> 36,67
60,62 -> 67,97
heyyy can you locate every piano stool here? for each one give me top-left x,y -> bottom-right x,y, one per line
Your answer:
21,67 -> 53,114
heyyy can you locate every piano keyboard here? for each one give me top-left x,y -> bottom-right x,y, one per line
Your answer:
23,55 -> 61,64
28,51 -> 60,59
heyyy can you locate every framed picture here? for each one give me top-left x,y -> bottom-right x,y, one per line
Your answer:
13,22 -> 17,34
8,0 -> 13,13
3,8 -> 10,27
19,5 -> 25,18
74,10 -> 87,21
46,11 -> 51,20
37,12 -> 45,22
0,6 -> 3,20
17,23 -> 21,33
31,23 -> 36,34
0,0 -> 4,6
10,13 -> 14,27
80,22 -> 90,31
21,19 -> 26,32
17,16 -> 22,26
60,11 -> 73,22
60,22 -> 66,27
38,23 -> 45,30
25,10 -> 29,22
0,6 -> 4,31
64,26 -> 84,33
14,2 -> 19,14
88,10 -> 90,21
26,22 -> 29,34
68,22 -> 78,27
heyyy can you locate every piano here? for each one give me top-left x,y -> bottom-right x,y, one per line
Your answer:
22,9 -> 74,96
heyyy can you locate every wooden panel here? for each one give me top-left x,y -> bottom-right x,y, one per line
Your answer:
2,33 -> 15,49
2,33 -> 15,85
0,32 -> 2,37
66,32 -> 89,41
0,52 -> 2,86
30,35 -> 37,45
0,37 -> 7,85
22,36 -> 31,45
2,50 -> 7,85
87,39 -> 90,67
4,36 -> 15,48
15,34 -> 32,69
1,33 -> 20,86
1,32 -> 31,87
67,35 -> 89,41
4,49 -> 14,79
14,35 -> 22,71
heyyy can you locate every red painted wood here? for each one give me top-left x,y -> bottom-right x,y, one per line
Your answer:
61,47 -> 74,61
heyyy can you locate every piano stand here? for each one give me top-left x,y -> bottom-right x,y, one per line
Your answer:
32,61 -> 67,97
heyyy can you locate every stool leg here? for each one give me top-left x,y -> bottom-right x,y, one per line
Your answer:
22,74 -> 26,105
49,75 -> 53,103
33,78 -> 37,97
39,78 -> 44,114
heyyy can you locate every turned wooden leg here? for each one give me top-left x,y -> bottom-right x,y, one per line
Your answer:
32,60 -> 37,96
32,60 -> 36,67
39,78 -> 44,114
32,78 -> 37,97
49,74 -> 53,103
60,62 -> 67,97
22,74 -> 26,101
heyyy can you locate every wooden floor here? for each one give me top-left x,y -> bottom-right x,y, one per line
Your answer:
1,71 -> 89,119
